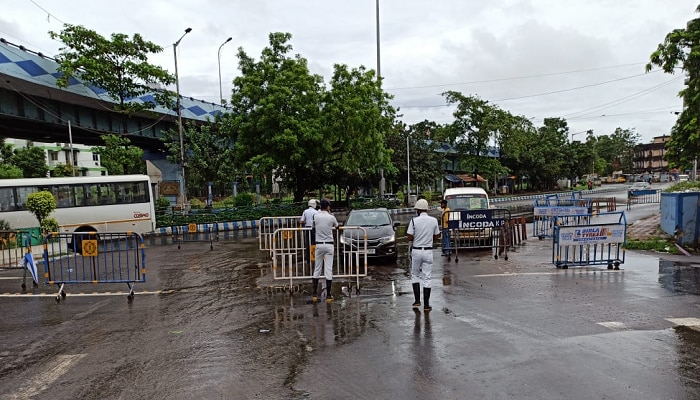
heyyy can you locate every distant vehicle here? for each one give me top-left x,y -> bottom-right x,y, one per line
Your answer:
382,193 -> 400,205
443,187 -> 490,210
340,208 -> 400,263
629,182 -> 651,191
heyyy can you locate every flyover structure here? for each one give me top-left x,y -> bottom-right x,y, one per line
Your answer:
0,38 -> 228,202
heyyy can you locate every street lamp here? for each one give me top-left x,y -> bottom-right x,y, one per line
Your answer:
218,37 -> 232,104
173,27 -> 192,209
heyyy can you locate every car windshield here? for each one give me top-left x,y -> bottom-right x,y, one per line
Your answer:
446,195 -> 488,210
347,211 -> 391,226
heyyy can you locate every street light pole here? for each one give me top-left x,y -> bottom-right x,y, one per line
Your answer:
173,27 -> 192,209
218,37 -> 232,104
406,134 -> 410,203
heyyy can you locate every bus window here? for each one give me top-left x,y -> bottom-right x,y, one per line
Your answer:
97,183 -> 115,205
55,185 -> 74,208
73,184 -> 86,207
15,186 -> 39,211
0,187 -> 14,211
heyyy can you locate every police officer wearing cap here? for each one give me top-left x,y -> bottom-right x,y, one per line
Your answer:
300,199 -> 320,265
312,199 -> 338,303
407,198 -> 440,312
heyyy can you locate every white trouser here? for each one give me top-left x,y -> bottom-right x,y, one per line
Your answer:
411,248 -> 432,288
313,243 -> 334,280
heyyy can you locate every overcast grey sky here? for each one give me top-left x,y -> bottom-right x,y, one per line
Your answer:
1,0 -> 698,143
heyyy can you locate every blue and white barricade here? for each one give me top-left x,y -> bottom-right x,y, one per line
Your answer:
444,209 -> 511,262
42,232 -> 146,303
533,199 -> 591,239
552,211 -> 626,270
627,189 -> 661,208
172,222 -> 220,250
270,226 -> 367,296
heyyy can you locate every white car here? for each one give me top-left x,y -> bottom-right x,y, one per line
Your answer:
629,182 -> 651,191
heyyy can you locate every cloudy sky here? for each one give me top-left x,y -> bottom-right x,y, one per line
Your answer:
1,0 -> 698,143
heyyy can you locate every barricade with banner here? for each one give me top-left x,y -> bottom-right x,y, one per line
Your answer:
444,208 -> 512,262
172,222 -> 220,250
42,231 -> 146,303
269,226 -> 367,296
533,198 -> 592,239
552,211 -> 627,270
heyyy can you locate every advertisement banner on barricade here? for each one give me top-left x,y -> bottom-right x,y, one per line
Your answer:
556,225 -> 626,245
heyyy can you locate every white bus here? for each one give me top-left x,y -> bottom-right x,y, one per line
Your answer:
0,175 -> 156,239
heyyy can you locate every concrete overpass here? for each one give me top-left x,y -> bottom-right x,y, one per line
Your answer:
0,37 -> 227,197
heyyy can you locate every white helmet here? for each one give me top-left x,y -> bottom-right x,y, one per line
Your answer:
414,199 -> 430,210
308,199 -> 317,207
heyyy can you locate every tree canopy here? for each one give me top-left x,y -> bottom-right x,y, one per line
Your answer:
224,32 -> 395,201
646,5 -> 700,169
49,24 -> 174,114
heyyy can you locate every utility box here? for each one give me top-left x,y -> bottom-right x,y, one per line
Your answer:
660,192 -> 700,246
408,195 -> 417,207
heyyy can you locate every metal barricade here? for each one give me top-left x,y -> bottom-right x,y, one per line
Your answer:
0,229 -> 42,290
259,216 -> 304,255
533,198 -> 591,239
42,232 -> 146,303
444,209 -> 511,262
552,211 -> 627,270
627,189 -> 661,208
172,222 -> 220,249
270,226 -> 367,296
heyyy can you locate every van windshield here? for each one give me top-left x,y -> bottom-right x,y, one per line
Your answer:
445,194 -> 488,210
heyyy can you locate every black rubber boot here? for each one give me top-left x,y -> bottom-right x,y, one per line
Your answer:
325,279 -> 334,303
412,283 -> 421,308
423,288 -> 432,312
312,278 -> 319,302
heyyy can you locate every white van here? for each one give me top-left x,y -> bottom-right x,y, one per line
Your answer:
443,187 -> 490,210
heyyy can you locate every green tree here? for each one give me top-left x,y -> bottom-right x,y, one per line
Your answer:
646,6 -> 700,169
226,33 -> 395,201
91,134 -> 145,175
0,164 -> 23,179
12,145 -> 49,178
594,128 -> 640,176
25,191 -> 56,228
317,64 -> 396,193
161,116 -> 238,195
49,24 -> 174,114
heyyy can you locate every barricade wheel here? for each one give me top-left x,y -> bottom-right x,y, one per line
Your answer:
21,283 -> 26,290
127,294 -> 134,302
504,255 -> 509,261
55,295 -> 61,303
614,261 -> 620,270
61,290 -> 66,299
607,263 -> 613,270
562,264 -> 568,269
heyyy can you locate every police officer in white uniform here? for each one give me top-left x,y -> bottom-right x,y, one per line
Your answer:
406,198 -> 440,312
300,199 -> 319,265
312,199 -> 338,303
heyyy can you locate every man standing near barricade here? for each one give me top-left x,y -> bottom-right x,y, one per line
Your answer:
300,199 -> 319,265
440,199 -> 451,256
312,199 -> 338,303
407,198 -> 440,312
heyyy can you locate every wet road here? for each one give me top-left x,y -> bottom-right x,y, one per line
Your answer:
2,197 -> 700,399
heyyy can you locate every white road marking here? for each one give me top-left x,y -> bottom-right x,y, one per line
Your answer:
665,317 -> 700,327
597,321 -> 628,331
9,354 -> 86,400
0,290 -> 175,297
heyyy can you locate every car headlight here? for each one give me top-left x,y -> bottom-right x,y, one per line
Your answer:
379,234 -> 396,244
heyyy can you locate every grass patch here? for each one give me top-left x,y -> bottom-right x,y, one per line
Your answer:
625,238 -> 681,254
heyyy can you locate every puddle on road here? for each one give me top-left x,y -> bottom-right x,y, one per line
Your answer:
659,260 -> 700,295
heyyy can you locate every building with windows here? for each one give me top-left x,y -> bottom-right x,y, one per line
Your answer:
632,135 -> 670,175
7,139 -> 107,176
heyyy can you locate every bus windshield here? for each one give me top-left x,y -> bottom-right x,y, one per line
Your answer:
445,194 -> 488,210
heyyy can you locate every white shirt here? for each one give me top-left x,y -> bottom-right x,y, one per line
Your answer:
314,210 -> 338,242
300,207 -> 319,226
407,212 -> 440,248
